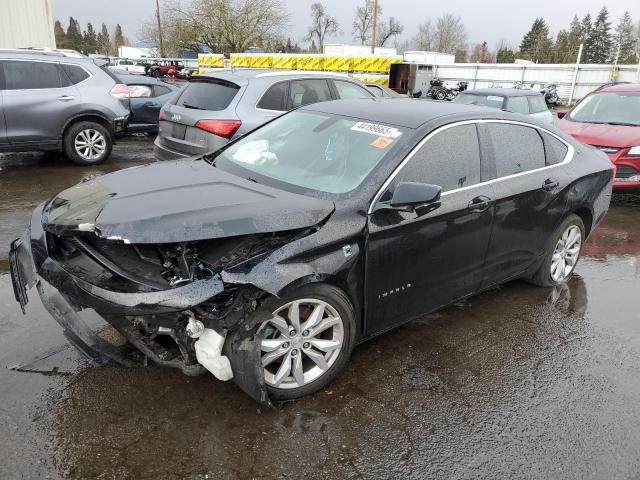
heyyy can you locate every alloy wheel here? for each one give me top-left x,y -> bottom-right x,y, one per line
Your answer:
550,225 -> 582,282
261,298 -> 344,389
74,129 -> 106,161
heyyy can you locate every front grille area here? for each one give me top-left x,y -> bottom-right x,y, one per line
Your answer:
591,145 -> 621,154
615,165 -> 639,179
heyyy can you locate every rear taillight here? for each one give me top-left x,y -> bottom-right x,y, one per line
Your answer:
194,119 -> 241,138
159,109 -> 166,121
110,83 -> 130,99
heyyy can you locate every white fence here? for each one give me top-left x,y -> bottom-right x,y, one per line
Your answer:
432,63 -> 640,102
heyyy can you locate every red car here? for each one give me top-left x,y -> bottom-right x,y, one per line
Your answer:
557,84 -> 640,190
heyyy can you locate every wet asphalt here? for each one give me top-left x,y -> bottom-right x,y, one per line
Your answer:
1,137 -> 640,479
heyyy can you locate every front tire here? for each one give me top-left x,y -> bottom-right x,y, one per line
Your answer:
528,214 -> 585,287
64,121 -> 112,165
435,88 -> 447,101
258,283 -> 356,401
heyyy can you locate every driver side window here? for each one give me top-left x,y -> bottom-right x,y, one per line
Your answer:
394,124 -> 481,192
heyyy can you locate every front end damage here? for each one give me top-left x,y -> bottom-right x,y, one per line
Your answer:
10,204 -> 316,407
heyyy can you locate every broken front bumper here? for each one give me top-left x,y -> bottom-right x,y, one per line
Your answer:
9,205 -> 273,406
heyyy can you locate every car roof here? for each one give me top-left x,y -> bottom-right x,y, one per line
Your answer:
463,88 -> 541,97
595,83 -> 640,93
0,49 -> 96,64
197,68 -> 354,85
301,97 -> 505,129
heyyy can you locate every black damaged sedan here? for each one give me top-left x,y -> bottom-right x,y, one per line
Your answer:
10,99 -> 612,405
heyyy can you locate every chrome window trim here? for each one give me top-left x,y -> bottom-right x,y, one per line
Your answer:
0,58 -> 93,90
367,119 -> 575,214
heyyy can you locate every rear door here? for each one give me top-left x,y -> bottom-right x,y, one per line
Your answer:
479,121 -> 572,287
1,60 -> 79,147
158,77 -> 242,156
528,95 -> 554,124
286,79 -> 332,109
254,80 -> 289,126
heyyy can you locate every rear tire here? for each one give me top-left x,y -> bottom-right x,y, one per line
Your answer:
64,121 -> 112,166
527,214 -> 585,287
435,88 -> 447,101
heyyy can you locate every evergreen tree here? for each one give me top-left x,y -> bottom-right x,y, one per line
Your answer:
454,47 -> 467,63
613,11 -> 638,64
83,22 -> 98,55
66,16 -> 83,51
113,24 -> 126,55
553,15 -> 584,63
496,47 -> 515,63
580,14 -> 595,62
54,20 -> 70,49
519,18 -> 553,63
97,23 -> 112,55
590,6 -> 613,63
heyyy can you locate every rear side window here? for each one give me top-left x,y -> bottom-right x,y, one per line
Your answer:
257,81 -> 288,111
61,64 -> 90,85
2,61 -> 65,90
368,85 -> 384,97
542,132 -> 569,165
395,124 -> 481,192
485,123 -> 545,177
288,79 -> 331,109
528,95 -> 548,113
505,96 -> 529,114
333,80 -> 373,99
176,79 -> 239,111
153,85 -> 172,97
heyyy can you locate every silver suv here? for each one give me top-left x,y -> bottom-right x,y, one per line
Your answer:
154,69 -> 374,161
0,50 -> 130,165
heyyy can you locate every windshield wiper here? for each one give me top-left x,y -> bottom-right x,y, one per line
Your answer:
605,122 -> 638,127
182,103 -> 205,110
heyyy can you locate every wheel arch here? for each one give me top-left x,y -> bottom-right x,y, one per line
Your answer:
61,113 -> 114,142
572,206 -> 594,238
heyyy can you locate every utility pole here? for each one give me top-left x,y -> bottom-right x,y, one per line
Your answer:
155,0 -> 165,58
568,43 -> 583,105
370,0 -> 378,54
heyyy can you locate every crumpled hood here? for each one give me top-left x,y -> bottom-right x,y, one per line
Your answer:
43,159 -> 335,244
557,118 -> 640,148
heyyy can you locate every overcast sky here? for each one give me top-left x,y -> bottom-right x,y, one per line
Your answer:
52,0 -> 638,49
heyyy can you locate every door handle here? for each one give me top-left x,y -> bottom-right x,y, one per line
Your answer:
468,195 -> 492,212
57,95 -> 75,101
542,178 -> 560,191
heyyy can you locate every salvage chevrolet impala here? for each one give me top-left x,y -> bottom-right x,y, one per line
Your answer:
10,99 -> 612,405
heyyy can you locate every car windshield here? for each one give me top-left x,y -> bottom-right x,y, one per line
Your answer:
218,110 -> 405,194
569,92 -> 640,126
454,93 -> 504,109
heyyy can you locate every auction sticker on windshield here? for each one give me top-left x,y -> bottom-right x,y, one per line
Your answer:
351,122 -> 402,138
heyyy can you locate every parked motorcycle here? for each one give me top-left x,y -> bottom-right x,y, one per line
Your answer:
429,78 -> 469,101
540,83 -> 559,105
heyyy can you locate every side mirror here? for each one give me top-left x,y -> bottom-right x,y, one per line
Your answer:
557,111 -> 567,119
390,182 -> 442,211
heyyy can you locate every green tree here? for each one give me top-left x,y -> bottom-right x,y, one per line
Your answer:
83,22 -> 98,55
97,23 -> 112,55
580,14 -> 595,62
54,20 -> 70,49
553,15 -> 584,63
66,16 -> 83,51
590,6 -> 613,63
113,24 -> 126,55
519,18 -> 553,63
613,11 -> 638,64
496,47 -> 515,63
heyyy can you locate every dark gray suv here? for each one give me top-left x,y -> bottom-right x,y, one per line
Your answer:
154,69 -> 374,161
0,50 -> 130,165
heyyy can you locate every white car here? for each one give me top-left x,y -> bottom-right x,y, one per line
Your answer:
454,88 -> 555,124
111,59 -> 146,75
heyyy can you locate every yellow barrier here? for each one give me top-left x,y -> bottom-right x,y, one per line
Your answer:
353,74 -> 389,86
323,55 -> 351,72
198,53 -> 224,68
351,55 -> 403,73
297,54 -> 324,70
271,54 -> 298,69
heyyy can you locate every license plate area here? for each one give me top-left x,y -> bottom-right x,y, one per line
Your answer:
171,123 -> 187,140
